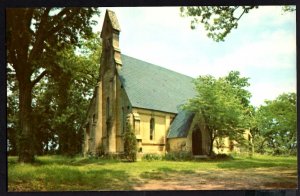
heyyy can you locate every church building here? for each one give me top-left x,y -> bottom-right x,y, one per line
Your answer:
83,10 -> 250,157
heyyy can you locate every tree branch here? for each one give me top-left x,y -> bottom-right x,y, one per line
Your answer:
28,8 -> 52,63
31,70 -> 47,87
46,9 -> 80,38
28,8 -> 79,64
236,9 -> 246,21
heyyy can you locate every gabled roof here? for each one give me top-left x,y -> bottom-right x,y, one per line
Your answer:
118,54 -> 196,114
167,111 -> 195,138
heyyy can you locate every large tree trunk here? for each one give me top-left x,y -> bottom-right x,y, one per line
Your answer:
18,78 -> 35,163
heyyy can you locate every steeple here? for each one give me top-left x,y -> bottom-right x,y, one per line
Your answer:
100,10 -> 122,68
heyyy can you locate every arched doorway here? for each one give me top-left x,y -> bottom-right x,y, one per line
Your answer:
192,127 -> 203,155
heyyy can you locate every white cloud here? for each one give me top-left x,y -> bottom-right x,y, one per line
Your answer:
239,6 -> 296,27
210,30 -> 296,71
248,81 -> 296,107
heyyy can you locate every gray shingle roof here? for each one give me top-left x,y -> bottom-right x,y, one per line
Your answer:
118,54 -> 196,114
167,111 -> 195,138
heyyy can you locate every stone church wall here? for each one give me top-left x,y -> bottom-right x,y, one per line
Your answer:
168,138 -> 189,152
132,108 -> 175,154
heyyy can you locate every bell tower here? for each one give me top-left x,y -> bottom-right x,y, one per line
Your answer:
99,10 -> 122,154
100,10 -> 122,74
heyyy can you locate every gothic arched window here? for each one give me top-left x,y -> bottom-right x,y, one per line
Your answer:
150,117 -> 155,140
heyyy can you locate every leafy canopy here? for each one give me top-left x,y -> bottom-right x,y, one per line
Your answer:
183,71 -> 251,155
6,8 -> 100,162
255,92 -> 297,155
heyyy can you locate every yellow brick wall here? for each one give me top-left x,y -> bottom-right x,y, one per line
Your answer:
132,108 -> 175,154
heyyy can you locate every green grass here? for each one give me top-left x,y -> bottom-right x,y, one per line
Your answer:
8,154 -> 297,191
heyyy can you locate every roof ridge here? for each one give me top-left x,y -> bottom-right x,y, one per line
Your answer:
121,54 -> 194,80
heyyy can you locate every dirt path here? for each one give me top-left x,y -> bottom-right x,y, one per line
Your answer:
133,168 -> 297,190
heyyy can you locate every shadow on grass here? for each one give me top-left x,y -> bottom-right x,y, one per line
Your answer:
82,169 -> 136,190
31,156 -> 121,166
140,167 -> 196,180
10,165 -> 137,191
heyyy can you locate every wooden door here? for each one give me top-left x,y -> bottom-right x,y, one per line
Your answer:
192,129 -> 202,155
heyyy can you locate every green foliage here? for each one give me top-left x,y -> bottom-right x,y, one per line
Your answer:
7,74 -> 19,155
142,154 -> 163,161
123,119 -> 137,162
224,71 -> 251,108
6,8 -> 101,161
210,153 -> 233,160
48,35 -> 101,156
7,34 -> 101,157
183,71 -> 251,155
255,93 -> 297,155
164,152 -> 193,161
180,6 -> 258,41
282,5 -> 296,12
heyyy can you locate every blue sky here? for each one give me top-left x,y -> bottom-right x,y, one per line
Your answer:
94,6 -> 296,107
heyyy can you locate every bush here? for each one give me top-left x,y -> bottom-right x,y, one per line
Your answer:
96,143 -> 106,157
210,153 -> 233,160
164,152 -> 192,161
123,119 -> 137,162
142,154 -> 162,161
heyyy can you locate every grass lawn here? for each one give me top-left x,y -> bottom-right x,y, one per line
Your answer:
8,154 -> 297,191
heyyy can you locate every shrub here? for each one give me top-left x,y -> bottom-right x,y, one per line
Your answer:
96,143 -> 106,157
142,154 -> 162,161
210,153 -> 233,160
164,152 -> 192,161
123,119 -> 137,162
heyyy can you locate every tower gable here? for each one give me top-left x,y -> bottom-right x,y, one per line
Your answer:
100,9 -> 122,73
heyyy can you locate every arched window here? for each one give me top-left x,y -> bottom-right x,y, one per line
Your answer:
150,117 -> 155,140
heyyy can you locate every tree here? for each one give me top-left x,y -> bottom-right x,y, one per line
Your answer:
180,6 -> 295,42
123,118 -> 137,162
183,72 -> 251,156
49,36 -> 101,155
7,33 -> 101,156
6,8 -> 100,162
224,71 -> 251,108
7,72 -> 19,155
255,93 -> 296,155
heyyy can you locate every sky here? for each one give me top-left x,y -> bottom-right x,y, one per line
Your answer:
93,6 -> 296,107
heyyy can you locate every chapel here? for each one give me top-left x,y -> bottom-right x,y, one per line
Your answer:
83,10 -> 250,157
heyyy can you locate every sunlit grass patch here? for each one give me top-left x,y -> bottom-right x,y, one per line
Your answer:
8,154 -> 297,191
